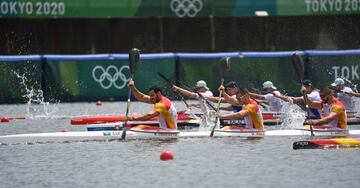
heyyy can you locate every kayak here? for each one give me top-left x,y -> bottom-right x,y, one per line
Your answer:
300,125 -> 350,137
293,137 -> 360,149
1,125 -> 359,145
86,119 -> 200,131
70,110 -> 195,125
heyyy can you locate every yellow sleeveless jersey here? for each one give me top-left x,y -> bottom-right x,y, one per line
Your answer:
243,99 -> 264,131
154,97 -> 178,129
321,98 -> 347,129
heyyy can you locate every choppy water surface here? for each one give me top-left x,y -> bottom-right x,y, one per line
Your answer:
1,101 -> 360,188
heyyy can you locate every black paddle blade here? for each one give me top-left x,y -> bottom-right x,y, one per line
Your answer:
291,53 -> 304,82
219,57 -> 231,79
129,48 -> 140,75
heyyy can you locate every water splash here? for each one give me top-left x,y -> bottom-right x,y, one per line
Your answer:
13,71 -> 59,119
200,110 -> 216,131
279,102 -> 306,129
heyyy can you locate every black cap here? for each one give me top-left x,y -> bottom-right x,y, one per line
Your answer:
225,81 -> 238,88
302,79 -> 312,86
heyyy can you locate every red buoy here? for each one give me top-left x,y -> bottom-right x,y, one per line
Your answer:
1,117 -> 10,123
96,101 -> 102,106
160,151 -> 174,161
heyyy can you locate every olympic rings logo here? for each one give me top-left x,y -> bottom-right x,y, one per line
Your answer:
92,65 -> 130,89
170,0 -> 203,17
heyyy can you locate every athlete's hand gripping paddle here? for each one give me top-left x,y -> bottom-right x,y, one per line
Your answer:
210,57 -> 230,137
121,48 -> 140,140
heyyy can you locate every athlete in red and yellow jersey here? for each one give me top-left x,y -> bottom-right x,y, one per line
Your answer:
304,87 -> 348,130
127,80 -> 177,130
217,87 -> 264,131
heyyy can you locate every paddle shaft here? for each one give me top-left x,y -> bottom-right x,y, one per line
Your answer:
121,48 -> 140,140
210,57 -> 231,137
210,78 -> 224,137
121,76 -> 134,140
292,53 -> 314,136
302,93 -> 314,136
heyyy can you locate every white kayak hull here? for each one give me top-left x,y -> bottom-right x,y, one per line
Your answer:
1,129 -> 360,144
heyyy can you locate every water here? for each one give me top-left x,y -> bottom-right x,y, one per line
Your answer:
1,101 -> 360,188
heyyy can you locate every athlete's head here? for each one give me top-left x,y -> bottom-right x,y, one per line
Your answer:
331,78 -> 345,91
148,86 -> 163,103
225,81 -> 239,96
262,81 -> 277,94
319,87 -> 334,104
235,87 -> 250,104
301,79 -> 313,94
195,80 -> 209,93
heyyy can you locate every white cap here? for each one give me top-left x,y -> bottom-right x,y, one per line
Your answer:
195,80 -> 209,90
331,78 -> 345,87
262,81 -> 277,90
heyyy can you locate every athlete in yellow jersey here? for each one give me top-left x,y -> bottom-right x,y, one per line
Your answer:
304,87 -> 348,130
127,80 -> 178,130
217,86 -> 264,131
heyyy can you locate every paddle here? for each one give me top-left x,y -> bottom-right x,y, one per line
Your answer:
121,48 -> 140,140
291,53 -> 314,136
210,57 -> 231,137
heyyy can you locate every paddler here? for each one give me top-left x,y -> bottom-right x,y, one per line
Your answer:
249,81 -> 284,112
172,80 -> 214,125
127,80 -> 177,130
331,78 -> 356,112
304,87 -> 348,130
205,81 -> 243,112
217,86 -> 264,131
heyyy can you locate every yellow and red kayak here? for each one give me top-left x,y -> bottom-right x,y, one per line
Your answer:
293,137 -> 360,149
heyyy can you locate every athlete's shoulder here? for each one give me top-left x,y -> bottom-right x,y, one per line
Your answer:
202,91 -> 213,97
245,100 -> 258,112
308,90 -> 320,100
155,102 -> 166,109
343,87 -> 353,92
332,99 -> 345,111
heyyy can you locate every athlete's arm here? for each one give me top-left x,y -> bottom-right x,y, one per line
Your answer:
219,105 -> 234,111
303,93 -> 321,109
291,97 -> 304,104
249,92 -> 265,100
306,112 -> 337,125
205,96 -> 225,103
218,109 -> 250,119
272,91 -> 296,103
128,80 -> 151,103
128,110 -> 160,121
219,86 -> 238,105
347,92 -> 360,97
188,103 -> 201,108
172,85 -> 197,98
